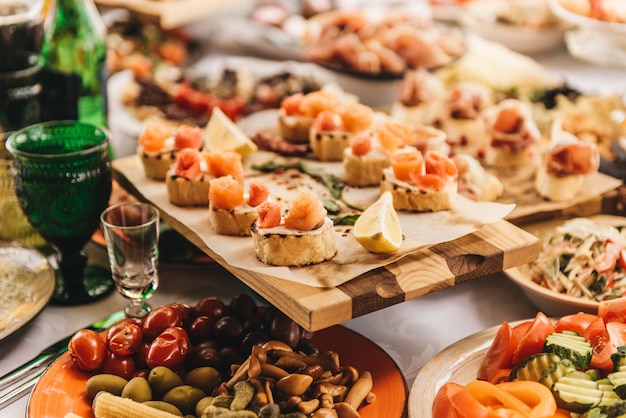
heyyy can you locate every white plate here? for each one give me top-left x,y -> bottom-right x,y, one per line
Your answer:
409,322 -> 502,417
0,239 -> 55,341
564,28 -> 626,69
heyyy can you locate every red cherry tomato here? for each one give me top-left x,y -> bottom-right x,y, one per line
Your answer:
142,305 -> 184,342
598,297 -> 626,324
554,312 -> 598,335
67,329 -> 107,372
476,321 -> 516,383
146,326 -> 191,370
584,317 -> 613,370
107,321 -> 143,356
102,351 -> 136,380
511,312 -> 554,364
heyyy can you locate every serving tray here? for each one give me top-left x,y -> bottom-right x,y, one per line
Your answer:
113,155 -> 540,331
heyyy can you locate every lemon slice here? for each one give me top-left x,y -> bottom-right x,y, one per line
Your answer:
353,191 -> 403,253
205,107 -> 257,157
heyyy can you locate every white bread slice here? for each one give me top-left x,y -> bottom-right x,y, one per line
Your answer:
251,217 -> 336,266
309,129 -> 353,162
165,171 -> 213,207
277,108 -> 314,144
137,145 -> 176,181
208,202 -> 258,236
342,147 -> 390,187
380,168 -> 457,212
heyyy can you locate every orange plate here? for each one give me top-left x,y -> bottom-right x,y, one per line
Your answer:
27,325 -> 407,418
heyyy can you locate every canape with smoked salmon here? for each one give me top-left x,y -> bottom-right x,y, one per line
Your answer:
535,120 -> 600,201
452,153 -> 504,202
483,98 -> 541,167
138,122 -> 204,180
309,102 -> 375,161
208,177 -> 272,236
436,82 -> 492,161
381,147 -> 459,212
278,90 -> 342,144
165,148 -> 245,207
390,68 -> 446,127
166,148 -> 213,206
375,120 -> 449,155
342,131 -> 391,187
251,192 -> 336,266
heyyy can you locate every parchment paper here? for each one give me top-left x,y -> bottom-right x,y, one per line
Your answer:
113,155 -> 513,287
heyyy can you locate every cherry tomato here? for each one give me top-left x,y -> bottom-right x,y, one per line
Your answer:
102,351 -> 136,379
554,312 -> 598,335
67,329 -> 107,372
142,305 -> 184,342
598,297 -> 626,324
476,321 -> 516,383
107,321 -> 143,356
511,312 -> 554,364
584,317 -> 613,370
146,326 -> 191,370
607,321 -> 626,349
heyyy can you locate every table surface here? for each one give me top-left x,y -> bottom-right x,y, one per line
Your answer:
2,42 -> 626,417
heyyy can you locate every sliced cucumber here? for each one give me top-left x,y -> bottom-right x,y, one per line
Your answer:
544,331 -> 593,370
510,353 -> 576,389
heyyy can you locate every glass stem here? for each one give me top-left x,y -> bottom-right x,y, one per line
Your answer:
56,249 -> 87,286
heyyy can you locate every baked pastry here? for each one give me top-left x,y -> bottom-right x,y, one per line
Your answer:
166,148 -> 213,206
389,68 -> 446,127
381,147 -> 458,212
208,177 -> 271,236
251,192 -> 336,266
342,131 -> 390,187
309,102 -> 374,161
166,148 -> 245,207
535,120 -> 600,201
436,82 -> 492,161
452,154 -> 504,202
138,122 -> 204,180
277,90 -> 341,144
483,99 -> 541,168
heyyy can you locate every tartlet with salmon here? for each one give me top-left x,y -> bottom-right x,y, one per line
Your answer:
166,148 -> 245,207
309,102 -> 375,161
278,90 -> 342,144
342,131 -> 391,187
381,147 -> 459,212
138,122 -> 204,180
251,192 -> 336,266
208,177 -> 272,236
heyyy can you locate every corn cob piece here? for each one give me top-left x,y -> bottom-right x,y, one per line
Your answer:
92,392 -> 180,418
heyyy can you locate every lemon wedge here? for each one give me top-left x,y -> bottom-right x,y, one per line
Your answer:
353,191 -> 403,253
205,107 -> 257,157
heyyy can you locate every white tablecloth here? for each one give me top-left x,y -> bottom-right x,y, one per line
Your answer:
2,44 -> 626,417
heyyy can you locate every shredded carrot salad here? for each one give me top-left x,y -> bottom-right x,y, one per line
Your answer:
529,218 -> 626,301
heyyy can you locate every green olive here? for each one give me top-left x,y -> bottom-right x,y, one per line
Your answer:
85,374 -> 128,400
184,367 -> 221,395
121,376 -> 152,403
195,396 -> 215,417
148,366 -> 184,397
143,400 -> 184,416
163,385 -> 206,415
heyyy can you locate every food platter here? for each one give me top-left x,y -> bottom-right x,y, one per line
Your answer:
0,239 -> 55,341
506,214 -> 626,317
409,321 -> 507,418
27,324 -> 407,418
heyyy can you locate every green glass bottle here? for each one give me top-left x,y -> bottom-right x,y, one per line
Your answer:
40,0 -> 107,127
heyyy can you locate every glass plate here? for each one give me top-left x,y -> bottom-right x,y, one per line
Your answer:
27,324 -> 408,418
0,239 -> 55,341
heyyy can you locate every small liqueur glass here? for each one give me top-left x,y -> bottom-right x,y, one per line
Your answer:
100,202 -> 159,318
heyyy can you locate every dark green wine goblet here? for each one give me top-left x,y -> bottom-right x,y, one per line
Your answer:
6,120 -> 114,304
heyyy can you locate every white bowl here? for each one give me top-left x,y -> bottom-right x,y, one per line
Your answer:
549,0 -> 626,48
459,2 -> 570,55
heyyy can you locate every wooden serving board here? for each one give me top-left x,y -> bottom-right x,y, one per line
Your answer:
113,158 -> 541,331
